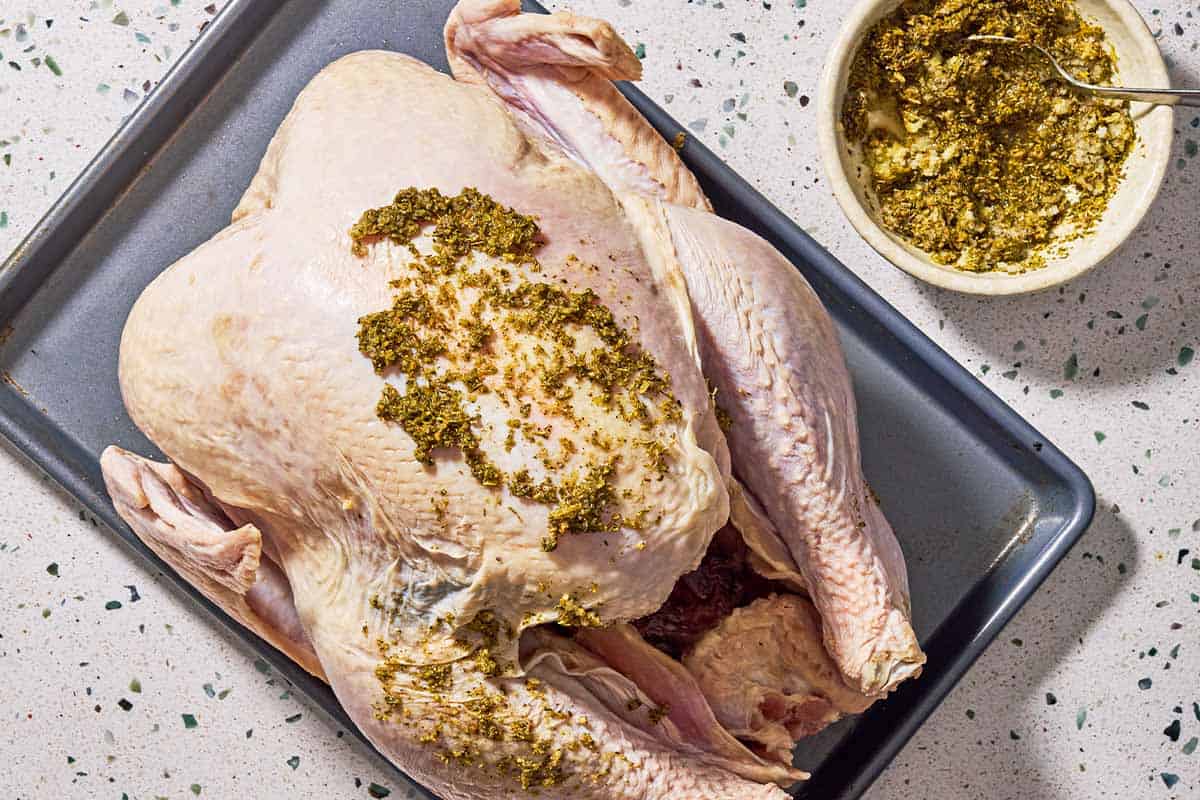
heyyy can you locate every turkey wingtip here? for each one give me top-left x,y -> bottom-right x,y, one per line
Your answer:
100,445 -> 263,596
859,648 -> 927,697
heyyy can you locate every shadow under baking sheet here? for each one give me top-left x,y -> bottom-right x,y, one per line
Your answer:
0,1 -> 1093,798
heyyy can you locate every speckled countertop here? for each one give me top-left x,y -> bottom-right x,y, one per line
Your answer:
1,1 -> 1197,798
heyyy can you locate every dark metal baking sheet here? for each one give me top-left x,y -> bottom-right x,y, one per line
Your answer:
0,1 -> 1094,798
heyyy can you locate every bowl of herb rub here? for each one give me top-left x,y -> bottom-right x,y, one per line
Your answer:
817,0 -> 1173,295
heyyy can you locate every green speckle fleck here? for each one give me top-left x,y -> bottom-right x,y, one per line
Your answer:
182,713 -> 198,729
1183,737 -> 1198,756
45,55 -> 61,76
784,80 -> 798,97
633,42 -> 645,60
1161,773 -> 1179,788
135,32 -> 151,44
1076,708 -> 1087,729
1179,346 -> 1194,367
190,785 -> 201,796
130,678 -> 142,693
105,600 -> 122,610
1186,139 -> 1198,158
1063,353 -> 1079,380
286,755 -> 300,770
112,11 -> 130,26
367,784 -> 392,798
97,83 -> 110,94
46,562 -> 59,576
1049,389 -> 1064,399
1094,431 -> 1106,443
1135,313 -> 1149,331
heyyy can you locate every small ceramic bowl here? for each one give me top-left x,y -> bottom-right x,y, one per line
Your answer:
817,0 -> 1174,295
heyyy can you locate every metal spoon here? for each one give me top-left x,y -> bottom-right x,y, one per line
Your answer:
967,34 -> 1200,108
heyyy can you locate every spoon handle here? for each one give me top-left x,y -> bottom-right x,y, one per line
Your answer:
966,36 -> 1200,108
1081,85 -> 1200,108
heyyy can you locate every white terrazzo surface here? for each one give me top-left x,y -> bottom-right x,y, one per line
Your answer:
1,1 -> 1198,798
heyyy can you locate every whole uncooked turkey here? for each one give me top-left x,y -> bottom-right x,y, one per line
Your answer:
100,2 -> 925,797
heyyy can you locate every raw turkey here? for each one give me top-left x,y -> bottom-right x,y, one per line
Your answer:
100,2 -> 925,798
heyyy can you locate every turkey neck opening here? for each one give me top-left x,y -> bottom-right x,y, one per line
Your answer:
528,524 -> 825,779
631,525 -> 793,660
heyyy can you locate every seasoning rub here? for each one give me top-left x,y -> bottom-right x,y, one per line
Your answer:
842,0 -> 1135,273
352,187 -> 679,552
